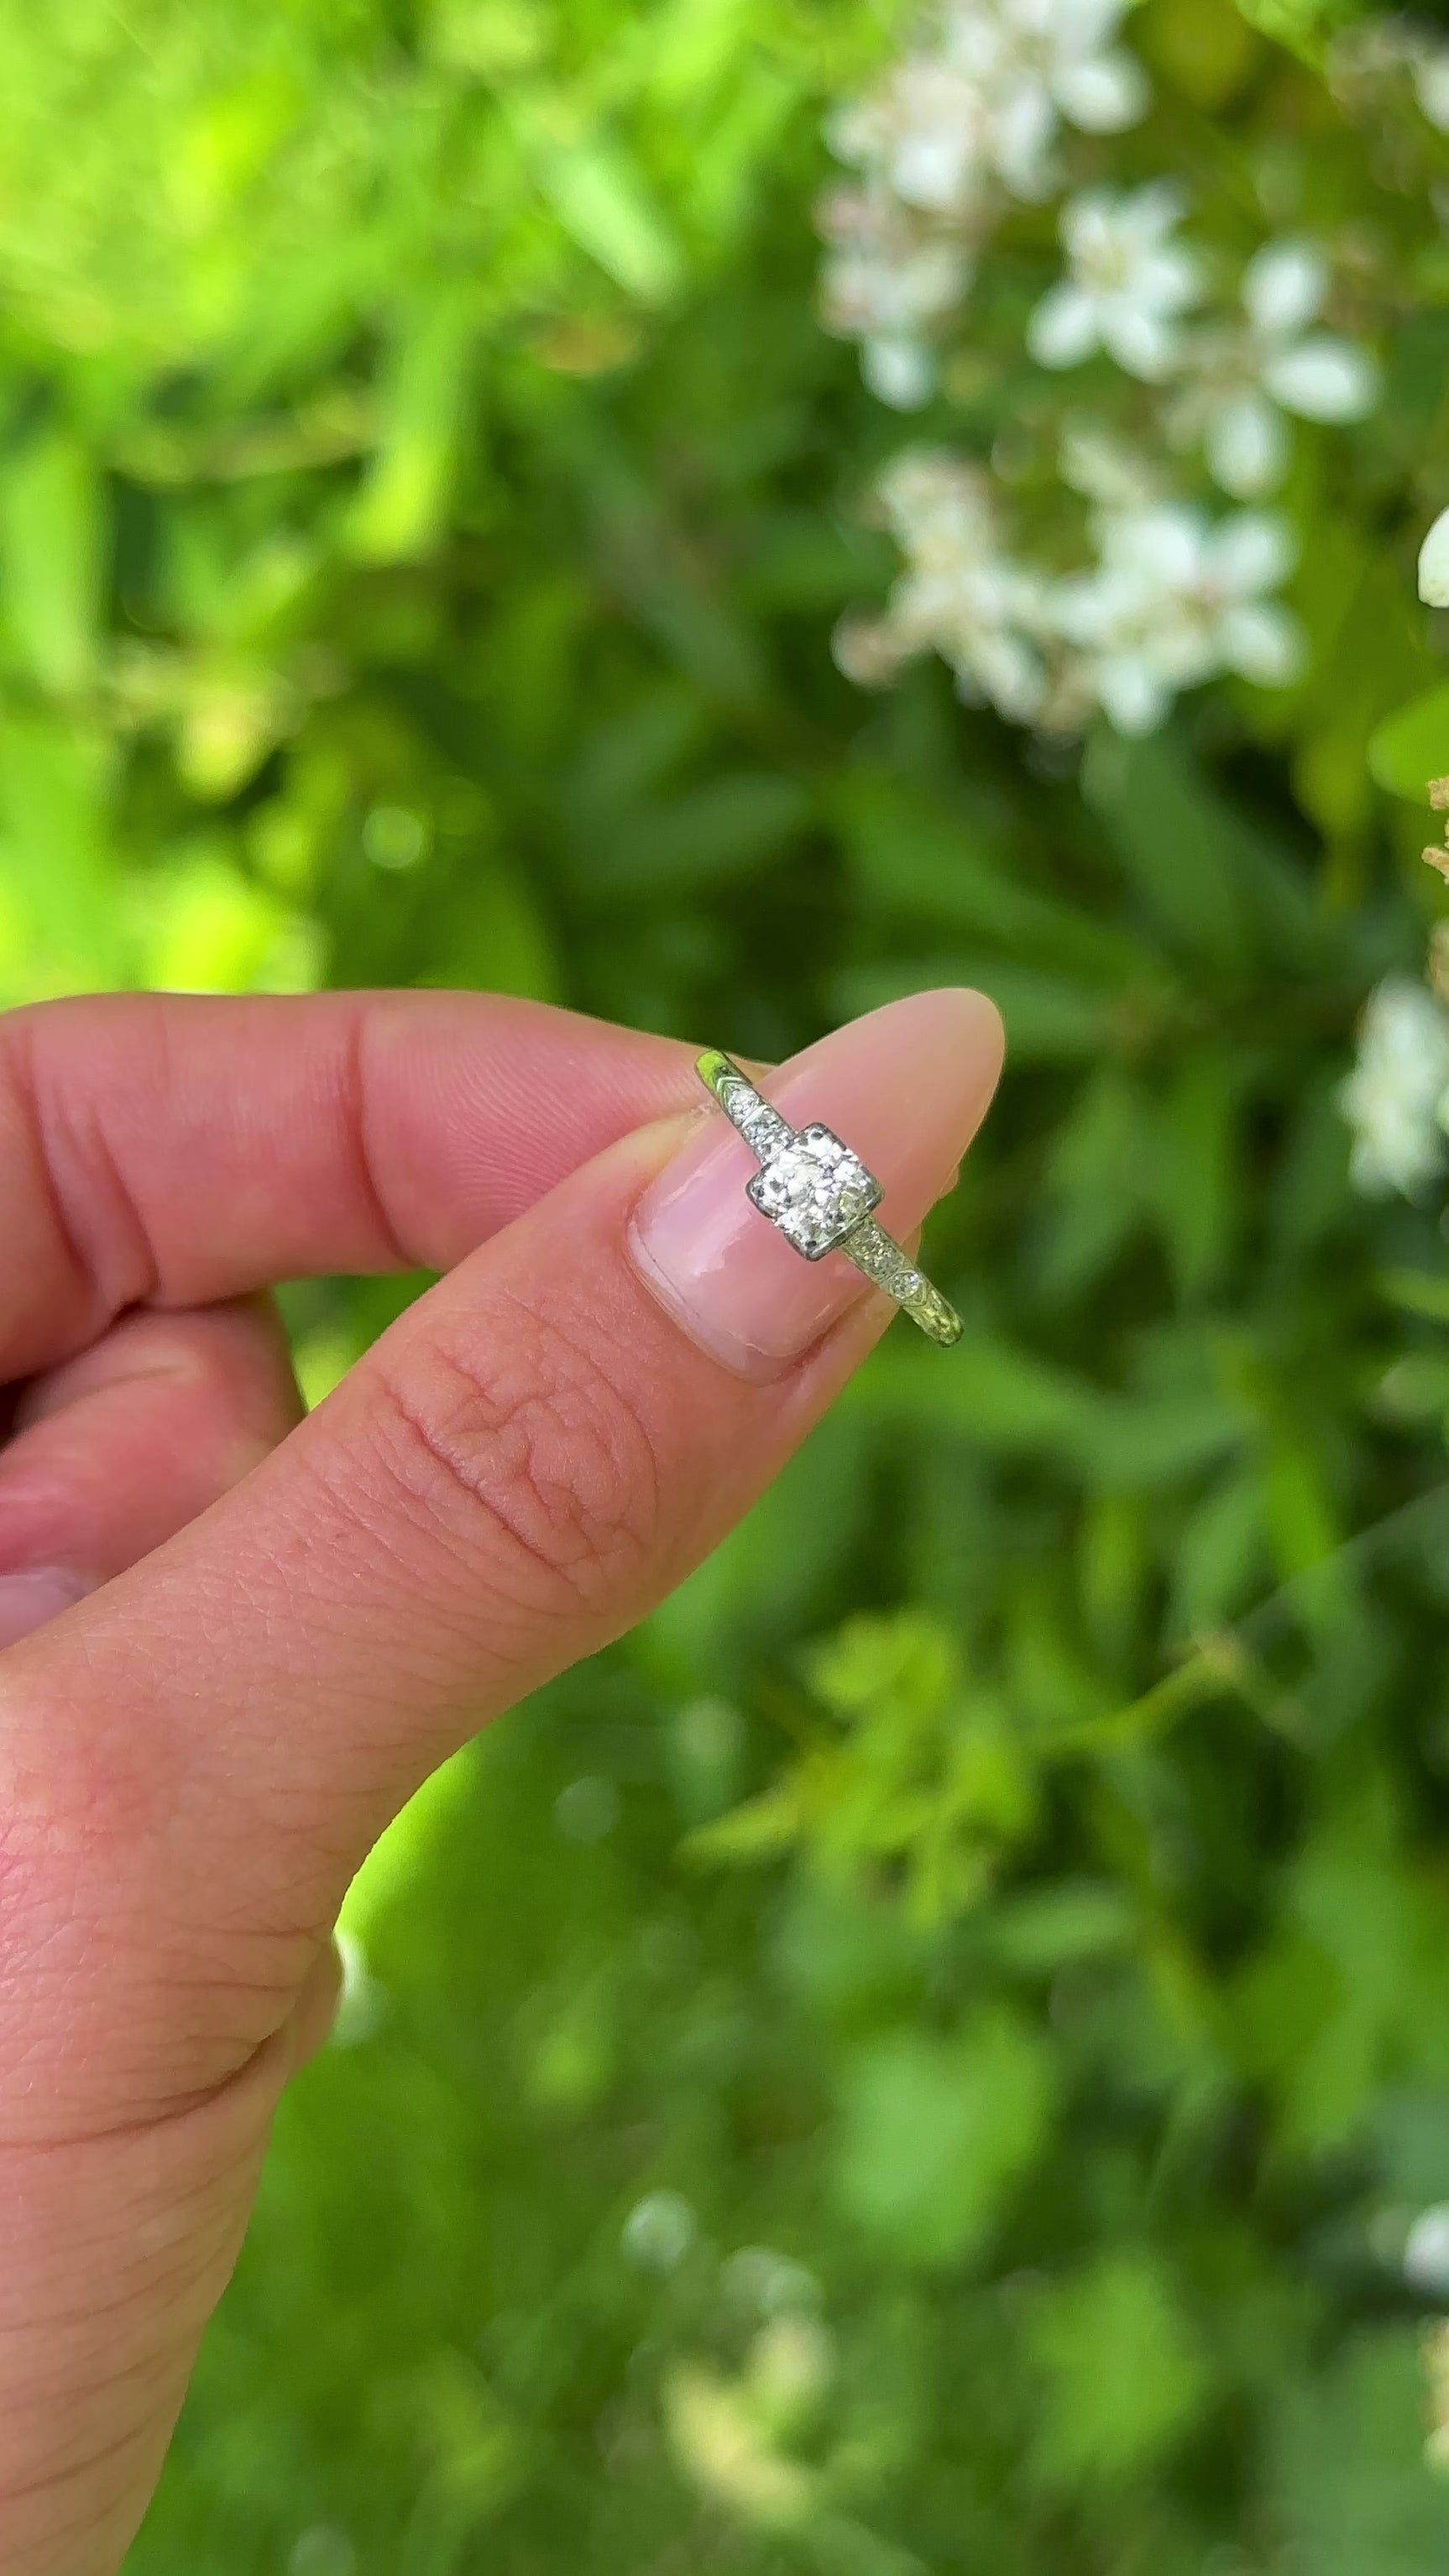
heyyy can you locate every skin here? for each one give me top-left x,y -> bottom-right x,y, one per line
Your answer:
0,987 -> 1002,2573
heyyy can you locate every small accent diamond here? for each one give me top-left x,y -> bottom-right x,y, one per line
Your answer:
746,1123 -> 883,1260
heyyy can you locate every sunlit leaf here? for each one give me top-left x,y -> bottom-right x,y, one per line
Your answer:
833,2011 -> 1054,2266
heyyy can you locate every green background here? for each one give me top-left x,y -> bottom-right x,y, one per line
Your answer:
7,0 -> 1449,2567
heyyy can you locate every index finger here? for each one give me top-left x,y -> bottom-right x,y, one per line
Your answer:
0,990 -> 701,1380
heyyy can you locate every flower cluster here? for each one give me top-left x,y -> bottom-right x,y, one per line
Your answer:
817,187 -> 974,411
822,0 -> 1149,406
834,453 -> 1053,720
836,444 -> 1300,736
819,1 -> 1383,738
1329,13 -> 1449,137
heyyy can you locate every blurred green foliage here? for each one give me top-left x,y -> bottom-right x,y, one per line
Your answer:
7,0 -> 1449,2569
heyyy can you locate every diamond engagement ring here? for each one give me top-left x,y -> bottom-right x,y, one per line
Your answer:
695,1050 -> 964,1348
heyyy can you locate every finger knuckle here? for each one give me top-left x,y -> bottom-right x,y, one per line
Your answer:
364,1301 -> 661,1620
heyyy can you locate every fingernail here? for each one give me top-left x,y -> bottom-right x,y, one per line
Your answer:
626,990 -> 1003,1379
0,1567 -> 95,1652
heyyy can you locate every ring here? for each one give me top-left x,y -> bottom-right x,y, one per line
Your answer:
695,1050 -> 964,1348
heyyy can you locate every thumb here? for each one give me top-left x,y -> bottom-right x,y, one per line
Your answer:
0,991 -> 1002,2123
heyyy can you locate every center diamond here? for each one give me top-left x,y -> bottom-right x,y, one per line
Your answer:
746,1123 -> 883,1260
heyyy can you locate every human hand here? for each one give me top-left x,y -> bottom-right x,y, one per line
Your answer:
0,983 -> 1002,2572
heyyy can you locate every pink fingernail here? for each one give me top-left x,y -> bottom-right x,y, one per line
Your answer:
626,990 -> 1003,1379
0,1568 -> 94,1652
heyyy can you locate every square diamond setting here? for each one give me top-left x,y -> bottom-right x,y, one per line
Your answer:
746,1123 -> 883,1260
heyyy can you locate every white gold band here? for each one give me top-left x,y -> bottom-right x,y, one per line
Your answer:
696,1050 -> 963,1348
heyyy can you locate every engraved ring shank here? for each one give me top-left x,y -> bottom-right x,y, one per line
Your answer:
695,1049 -> 963,1348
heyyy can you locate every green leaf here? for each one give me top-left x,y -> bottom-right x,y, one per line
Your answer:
644,1411 -> 871,1684
854,1334 -> 1110,1458
1263,1437 -> 1341,1581
1079,1490 -> 1149,1660
1269,2328 -> 1449,2575
986,1881 -> 1136,1976
1084,727 -> 1260,971
0,427 -> 102,694
1380,1268 -> 1449,1325
590,771 -> 811,894
1153,1053 -> 1238,1300
0,710 -> 123,998
1172,1470 -> 1269,1634
347,291 -> 479,564
525,122 -> 684,304
1368,683 -> 1449,803
833,2010 -> 1054,2267
1081,1388 -> 1242,1491
133,843 -> 322,993
1038,1066 -> 1150,1298
1030,2253 -> 1213,2490
417,857 -> 561,1000
834,960 -> 1128,1064
682,1778 -> 805,1867
831,767 -> 1142,979
805,1610 -> 958,1722
340,1745 -> 482,1945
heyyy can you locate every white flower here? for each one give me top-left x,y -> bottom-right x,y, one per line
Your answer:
1056,505 -> 1301,732
1411,40 -> 1449,131
1328,15 -> 1449,129
1340,979 -> 1449,1197
862,340 -> 938,408
1170,240 -> 1379,497
1420,506 -> 1449,607
829,0 -> 1148,216
837,452 -> 1051,720
944,0 -> 1149,200
828,57 -> 992,218
818,185 -> 972,408
1405,2206 -> 1449,2298
1029,185 -> 1203,382
622,2190 -> 698,2273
